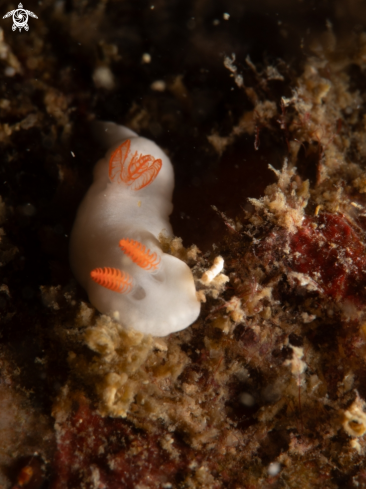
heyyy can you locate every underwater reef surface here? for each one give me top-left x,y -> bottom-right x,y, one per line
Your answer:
2,0 -> 366,487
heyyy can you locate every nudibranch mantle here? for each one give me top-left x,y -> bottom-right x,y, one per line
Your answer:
70,122 -> 200,337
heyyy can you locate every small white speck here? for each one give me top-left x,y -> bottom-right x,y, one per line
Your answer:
142,53 -> 151,64
223,12 -> 230,20
93,66 -> 115,90
268,462 -> 281,476
239,392 -> 255,406
213,19 -> 220,26
4,66 -> 16,77
150,80 -> 166,92
150,5 -> 154,9
71,151 -> 75,157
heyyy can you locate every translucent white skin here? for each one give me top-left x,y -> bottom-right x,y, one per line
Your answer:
69,122 -> 200,336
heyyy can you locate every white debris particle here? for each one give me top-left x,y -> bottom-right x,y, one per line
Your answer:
142,53 -> 151,63
239,392 -> 255,407
268,462 -> 281,476
350,438 -> 362,454
4,66 -> 15,77
284,346 -> 307,379
150,80 -> 166,92
223,54 -> 244,87
224,53 -> 238,73
201,256 -> 224,284
93,66 -> 115,90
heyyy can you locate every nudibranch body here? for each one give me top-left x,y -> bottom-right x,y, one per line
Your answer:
70,122 -> 200,336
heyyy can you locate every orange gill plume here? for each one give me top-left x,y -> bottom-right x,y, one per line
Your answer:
109,139 -> 162,190
90,267 -> 133,293
119,238 -> 161,271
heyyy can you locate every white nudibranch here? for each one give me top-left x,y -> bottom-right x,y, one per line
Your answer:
69,122 -> 201,336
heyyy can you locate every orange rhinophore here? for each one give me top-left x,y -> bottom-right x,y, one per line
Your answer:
119,238 -> 161,271
109,139 -> 162,190
90,267 -> 133,293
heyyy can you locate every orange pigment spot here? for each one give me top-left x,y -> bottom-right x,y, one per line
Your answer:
90,267 -> 133,293
17,466 -> 33,486
119,238 -> 161,271
109,139 -> 162,190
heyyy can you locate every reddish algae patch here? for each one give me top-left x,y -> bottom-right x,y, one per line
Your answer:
289,213 -> 366,306
52,395 -> 193,489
